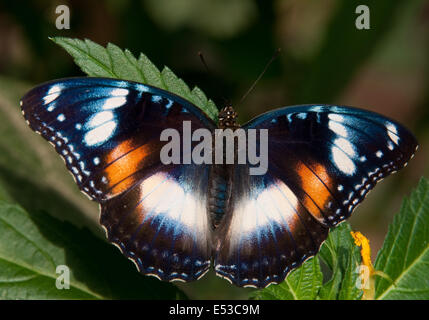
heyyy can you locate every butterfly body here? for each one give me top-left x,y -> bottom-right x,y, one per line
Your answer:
207,106 -> 240,229
21,77 -> 418,288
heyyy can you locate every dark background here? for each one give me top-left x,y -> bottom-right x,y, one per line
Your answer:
0,0 -> 427,299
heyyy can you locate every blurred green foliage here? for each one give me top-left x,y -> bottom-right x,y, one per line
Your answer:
0,0 -> 427,299
0,192 -> 186,299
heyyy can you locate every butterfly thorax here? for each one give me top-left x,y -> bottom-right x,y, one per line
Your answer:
218,106 -> 240,129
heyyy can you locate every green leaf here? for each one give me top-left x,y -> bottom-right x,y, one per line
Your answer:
50,37 -> 218,122
337,244 -> 363,300
252,256 -> 323,300
0,200 -> 186,299
375,177 -> 429,300
318,223 -> 363,300
318,268 -> 342,300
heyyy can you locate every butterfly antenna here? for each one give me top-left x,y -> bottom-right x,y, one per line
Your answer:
238,48 -> 281,106
198,51 -> 211,74
198,51 -> 229,109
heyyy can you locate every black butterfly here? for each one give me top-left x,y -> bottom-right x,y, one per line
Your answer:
21,77 -> 418,288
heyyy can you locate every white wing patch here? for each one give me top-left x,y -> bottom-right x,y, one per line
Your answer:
331,144 -> 356,175
227,179 -> 299,251
138,172 -> 210,245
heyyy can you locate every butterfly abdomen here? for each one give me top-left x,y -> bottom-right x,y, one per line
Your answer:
208,164 -> 232,229
208,164 -> 237,229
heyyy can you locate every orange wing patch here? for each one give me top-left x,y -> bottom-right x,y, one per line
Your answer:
296,161 -> 333,223
104,139 -> 153,196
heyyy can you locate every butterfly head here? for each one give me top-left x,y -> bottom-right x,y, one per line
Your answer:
218,106 -> 240,129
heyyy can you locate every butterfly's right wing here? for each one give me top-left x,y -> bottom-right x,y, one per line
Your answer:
214,105 -> 418,288
21,77 -> 216,282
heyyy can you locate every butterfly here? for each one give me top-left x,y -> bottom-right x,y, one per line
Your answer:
20,77 -> 418,288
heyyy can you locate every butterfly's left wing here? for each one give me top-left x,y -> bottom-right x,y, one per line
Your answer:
21,77 -> 216,282
214,105 -> 418,288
